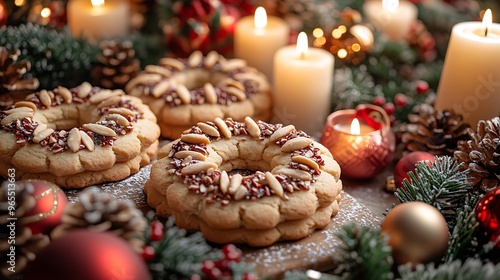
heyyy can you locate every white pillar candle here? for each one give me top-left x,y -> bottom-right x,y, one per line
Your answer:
273,32 -> 335,137
234,7 -> 289,81
435,9 -> 500,127
363,0 -> 418,41
68,0 -> 130,42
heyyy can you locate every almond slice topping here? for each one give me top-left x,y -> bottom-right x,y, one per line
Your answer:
223,87 -> 246,100
233,186 -> 247,201
33,128 -> 54,143
77,82 -> 92,98
89,89 -> 123,104
292,155 -> 320,171
181,162 -> 218,175
83,123 -> 117,137
204,51 -> 219,68
97,96 -> 123,109
5,107 -> 33,115
221,58 -> 246,72
181,133 -> 210,145
277,168 -> 312,181
108,108 -> 135,117
281,137 -> 313,153
174,150 -> 206,161
80,131 -> 95,151
269,125 -> 295,143
33,123 -> 47,135
175,85 -> 191,105
197,122 -> 220,137
224,78 -> 245,91
220,171 -> 230,194
265,172 -> 284,198
125,74 -> 162,92
203,83 -> 217,104
107,114 -> 130,126
228,174 -> 243,195
57,86 -> 72,103
152,80 -> 171,98
188,50 -> 203,67
244,117 -> 260,138
1,112 -> 33,125
145,65 -> 171,77
67,128 -> 81,152
39,90 -> 52,107
14,101 -> 37,111
214,118 -> 231,138
159,58 -> 185,71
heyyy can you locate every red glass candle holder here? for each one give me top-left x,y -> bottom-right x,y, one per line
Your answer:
320,106 -> 395,179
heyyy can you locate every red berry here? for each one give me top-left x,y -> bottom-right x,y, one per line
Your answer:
205,267 -> 222,280
215,259 -> 230,271
201,260 -> 216,274
243,273 -> 259,280
372,96 -> 386,106
416,80 -> 429,94
383,103 -> 395,115
142,245 -> 156,261
225,248 -> 242,262
222,244 -> 237,257
394,93 -> 408,107
190,274 -> 202,280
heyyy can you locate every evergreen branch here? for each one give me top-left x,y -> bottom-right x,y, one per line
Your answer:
333,223 -> 393,280
398,258 -> 500,280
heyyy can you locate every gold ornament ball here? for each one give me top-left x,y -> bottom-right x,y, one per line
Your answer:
381,201 -> 449,266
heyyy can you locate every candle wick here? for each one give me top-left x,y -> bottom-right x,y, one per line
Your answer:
299,51 -> 306,60
485,27 -> 489,37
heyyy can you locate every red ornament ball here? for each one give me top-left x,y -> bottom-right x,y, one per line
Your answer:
394,93 -> 408,107
394,152 -> 435,189
25,230 -> 150,280
383,102 -> 395,115
475,187 -> 500,248
416,80 -> 429,94
372,96 -> 386,107
22,180 -> 68,235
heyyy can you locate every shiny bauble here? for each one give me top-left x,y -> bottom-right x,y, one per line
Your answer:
21,180 -> 68,235
394,151 -> 435,189
475,187 -> 500,249
382,202 -> 449,266
0,0 -> 7,27
25,230 -> 150,280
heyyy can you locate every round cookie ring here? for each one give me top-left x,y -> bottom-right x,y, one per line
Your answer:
145,117 -> 342,246
0,82 -> 161,188
125,51 -> 272,139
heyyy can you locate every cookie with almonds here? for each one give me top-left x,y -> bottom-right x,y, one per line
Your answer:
0,82 -> 160,188
145,117 -> 342,246
125,51 -> 272,139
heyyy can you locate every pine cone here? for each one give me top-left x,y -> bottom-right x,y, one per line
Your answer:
0,181 -> 50,277
51,188 -> 146,252
455,117 -> 500,193
0,47 -> 39,108
91,40 -> 140,90
402,104 -> 470,156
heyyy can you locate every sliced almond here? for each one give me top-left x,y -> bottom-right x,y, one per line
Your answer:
89,89 -> 123,104
107,114 -> 130,126
181,162 -> 218,175
233,186 -> 247,201
204,51 -> 219,68
214,118 -> 231,138
145,65 -> 171,77
39,90 -> 52,107
233,72 -> 258,81
80,130 -> 95,151
5,107 -> 33,115
57,86 -> 72,103
83,123 -> 117,137
224,78 -> 245,91
265,172 -> 284,198
108,108 -> 135,117
197,122 -> 220,137
221,58 -> 246,72
125,74 -> 162,92
67,128 -> 81,152
181,133 -> 210,145
228,174 -> 243,195
33,128 -> 54,143
33,123 -> 47,136
244,117 -> 260,139
159,57 -> 185,71
174,150 -> 206,161
292,155 -> 320,171
281,137 -> 313,153
223,86 -> 246,100
14,101 -> 37,111
175,85 -> 191,104
219,170 -> 229,194
277,168 -> 312,181
203,83 -> 217,104
269,125 -> 295,142
1,112 -> 32,125
77,82 -> 92,98
152,80 -> 171,98
188,50 -> 203,67
97,96 -> 123,109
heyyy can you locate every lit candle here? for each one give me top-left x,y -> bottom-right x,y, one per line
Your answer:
435,9 -> 500,127
320,105 -> 395,179
67,0 -> 130,42
363,0 -> 418,41
273,32 -> 334,138
234,6 -> 289,81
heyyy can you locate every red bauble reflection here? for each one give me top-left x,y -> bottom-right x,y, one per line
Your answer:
475,187 -> 500,248
394,151 -> 435,189
25,230 -> 150,280
0,0 -> 7,27
22,180 -> 68,235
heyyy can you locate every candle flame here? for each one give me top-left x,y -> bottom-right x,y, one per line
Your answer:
482,9 -> 493,37
91,0 -> 104,7
296,32 -> 308,59
382,0 -> 399,13
350,118 -> 361,135
254,7 -> 267,29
